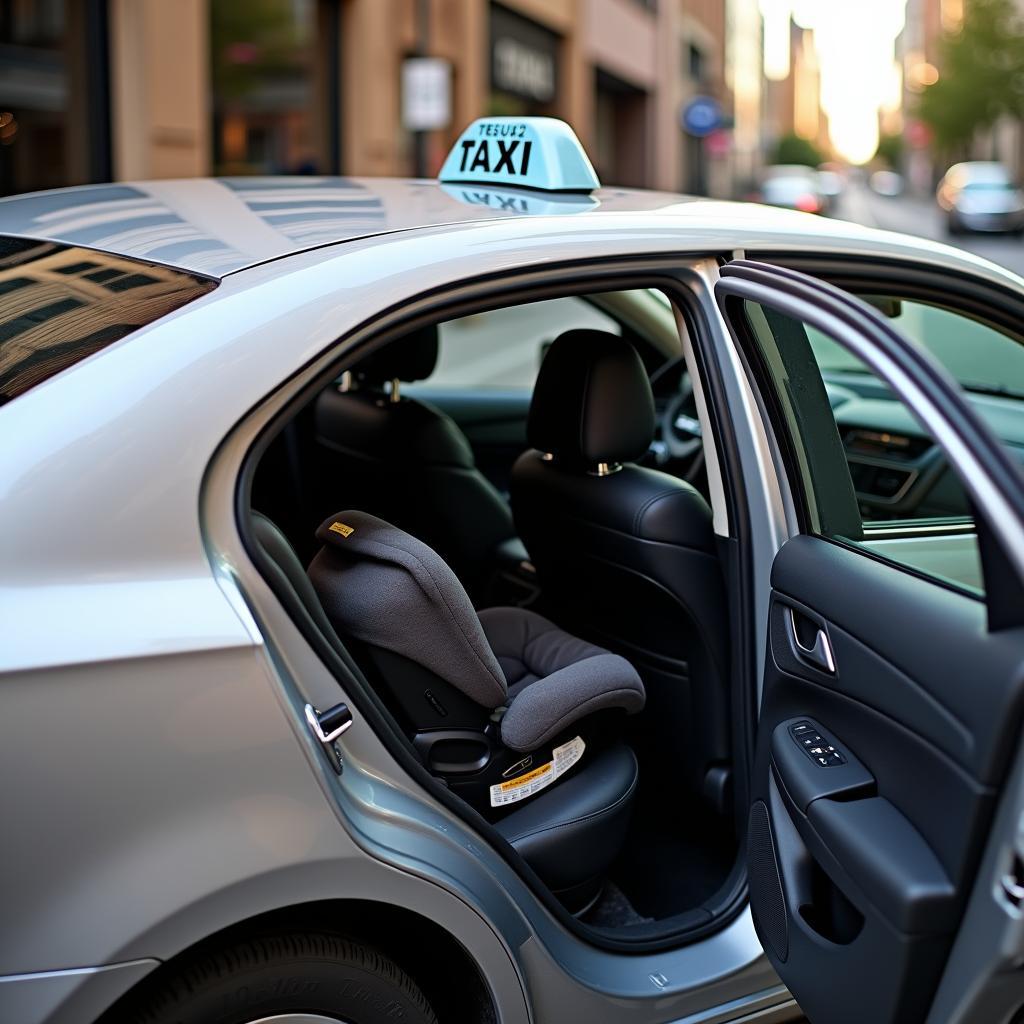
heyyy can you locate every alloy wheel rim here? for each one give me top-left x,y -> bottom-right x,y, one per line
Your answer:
243,1015 -> 353,1024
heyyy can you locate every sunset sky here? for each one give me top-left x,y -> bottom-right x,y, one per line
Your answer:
760,0 -> 908,163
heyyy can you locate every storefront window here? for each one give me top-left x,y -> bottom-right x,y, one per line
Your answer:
211,0 -> 339,176
0,0 -> 110,197
594,69 -> 648,188
488,3 -> 560,118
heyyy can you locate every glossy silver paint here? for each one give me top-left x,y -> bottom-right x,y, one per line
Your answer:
2,179 -> 1022,1024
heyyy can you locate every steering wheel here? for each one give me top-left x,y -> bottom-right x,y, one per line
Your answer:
649,369 -> 706,482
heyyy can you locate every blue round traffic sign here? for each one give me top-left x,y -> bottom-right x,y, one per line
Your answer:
681,95 -> 722,138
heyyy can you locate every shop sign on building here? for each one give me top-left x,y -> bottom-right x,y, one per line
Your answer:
490,5 -> 558,105
402,58 -> 453,132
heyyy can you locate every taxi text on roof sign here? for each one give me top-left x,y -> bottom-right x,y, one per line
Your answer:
439,117 -> 600,194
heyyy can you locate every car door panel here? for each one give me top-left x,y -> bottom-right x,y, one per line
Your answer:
772,536 -> 1024,785
755,538 -> 1015,1023
715,261 -> 1024,1024
752,770 -> 951,1024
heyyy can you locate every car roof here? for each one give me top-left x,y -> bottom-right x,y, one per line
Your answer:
0,173 -> 968,280
2,175 -> 1022,296
0,176 -> 704,277
947,162 -> 1011,182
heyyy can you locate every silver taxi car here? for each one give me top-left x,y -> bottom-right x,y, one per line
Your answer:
2,118 -> 1023,1024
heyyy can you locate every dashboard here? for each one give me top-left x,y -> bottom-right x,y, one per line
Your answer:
824,371 -> 1024,523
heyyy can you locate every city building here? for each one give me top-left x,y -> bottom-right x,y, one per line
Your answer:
0,0 -> 763,198
727,0 -> 766,193
763,17 -> 828,165
897,0 -> 947,191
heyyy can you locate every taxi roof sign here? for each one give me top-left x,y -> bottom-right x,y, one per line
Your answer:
439,117 -> 600,194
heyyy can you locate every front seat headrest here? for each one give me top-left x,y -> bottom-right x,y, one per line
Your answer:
354,324 -> 439,385
527,329 -> 655,468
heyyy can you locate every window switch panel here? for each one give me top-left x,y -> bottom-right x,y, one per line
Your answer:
789,721 -> 846,767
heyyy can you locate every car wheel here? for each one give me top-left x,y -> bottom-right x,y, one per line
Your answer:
125,932 -> 438,1024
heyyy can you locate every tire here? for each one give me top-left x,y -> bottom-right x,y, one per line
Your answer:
125,931 -> 438,1024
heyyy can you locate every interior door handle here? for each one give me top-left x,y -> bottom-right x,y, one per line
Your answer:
788,608 -> 835,673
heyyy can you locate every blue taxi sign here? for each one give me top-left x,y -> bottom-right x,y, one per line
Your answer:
439,117 -> 600,193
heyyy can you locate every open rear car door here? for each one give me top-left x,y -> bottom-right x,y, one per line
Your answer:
715,261 -> 1024,1024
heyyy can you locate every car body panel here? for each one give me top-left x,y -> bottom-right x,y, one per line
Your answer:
0,961 -> 159,1024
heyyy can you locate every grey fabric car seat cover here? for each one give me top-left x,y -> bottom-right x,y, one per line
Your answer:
308,510 -> 646,753
309,510 -> 507,707
480,607 -> 645,750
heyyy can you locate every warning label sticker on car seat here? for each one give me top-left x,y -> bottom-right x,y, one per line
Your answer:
490,736 -> 585,807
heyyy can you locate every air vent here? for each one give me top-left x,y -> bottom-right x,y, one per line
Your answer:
843,428 -> 933,461
848,461 -> 914,500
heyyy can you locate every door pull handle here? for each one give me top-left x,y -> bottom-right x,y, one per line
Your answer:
788,608 -> 836,673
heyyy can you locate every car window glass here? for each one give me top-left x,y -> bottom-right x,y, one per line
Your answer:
740,297 -> 1024,597
0,236 -> 215,405
426,296 -> 620,389
806,298 -> 1024,399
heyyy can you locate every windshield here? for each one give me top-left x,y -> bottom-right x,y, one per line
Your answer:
808,296 -> 1024,400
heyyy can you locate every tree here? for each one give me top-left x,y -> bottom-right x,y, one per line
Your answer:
917,0 -> 1024,154
773,133 -> 823,167
210,0 -> 307,104
875,132 -> 904,169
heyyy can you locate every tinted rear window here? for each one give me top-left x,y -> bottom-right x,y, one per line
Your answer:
0,237 -> 216,405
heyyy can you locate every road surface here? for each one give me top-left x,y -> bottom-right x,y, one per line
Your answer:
830,180 -> 1024,278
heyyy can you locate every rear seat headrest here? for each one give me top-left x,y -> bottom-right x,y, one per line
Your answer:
307,510 -> 507,708
353,324 -> 439,386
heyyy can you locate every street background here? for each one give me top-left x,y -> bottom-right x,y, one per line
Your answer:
3,0 -> 1024,275
840,172 -> 1024,277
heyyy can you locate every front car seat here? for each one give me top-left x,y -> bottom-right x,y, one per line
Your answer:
510,329 -> 731,807
313,326 -> 519,597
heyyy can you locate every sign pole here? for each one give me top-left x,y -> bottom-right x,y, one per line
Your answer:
414,0 -> 430,178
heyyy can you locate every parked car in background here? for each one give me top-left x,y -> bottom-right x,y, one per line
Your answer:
869,169 -> 904,197
816,168 -> 844,211
758,164 -> 826,214
937,161 -> 1024,236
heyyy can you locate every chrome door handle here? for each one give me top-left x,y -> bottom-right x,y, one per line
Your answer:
788,608 -> 835,674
